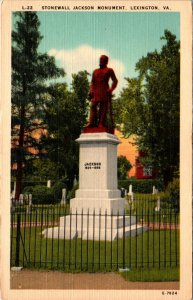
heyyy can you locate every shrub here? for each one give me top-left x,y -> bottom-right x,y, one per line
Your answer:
23,185 -> 55,205
160,178 -> 179,211
118,178 -> 164,193
52,179 -> 67,202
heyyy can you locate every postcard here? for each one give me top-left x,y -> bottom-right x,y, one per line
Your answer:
1,0 -> 192,299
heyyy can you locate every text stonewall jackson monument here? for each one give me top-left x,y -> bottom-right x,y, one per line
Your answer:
43,56 -> 147,240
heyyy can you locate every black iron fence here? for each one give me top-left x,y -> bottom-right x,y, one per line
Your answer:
10,204 -> 179,272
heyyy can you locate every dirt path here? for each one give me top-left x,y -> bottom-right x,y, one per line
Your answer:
10,269 -> 180,290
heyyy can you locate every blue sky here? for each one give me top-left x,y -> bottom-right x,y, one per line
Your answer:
36,12 -> 180,95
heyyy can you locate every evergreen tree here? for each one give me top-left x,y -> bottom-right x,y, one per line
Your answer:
11,12 -> 65,199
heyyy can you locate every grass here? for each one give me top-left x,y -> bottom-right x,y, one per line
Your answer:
11,198 -> 180,281
11,227 -> 179,274
119,267 -> 179,282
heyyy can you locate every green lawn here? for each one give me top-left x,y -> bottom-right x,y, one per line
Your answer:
11,227 -> 179,274
11,199 -> 179,281
119,267 -> 179,282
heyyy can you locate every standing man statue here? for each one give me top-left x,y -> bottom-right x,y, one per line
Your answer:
84,55 -> 118,132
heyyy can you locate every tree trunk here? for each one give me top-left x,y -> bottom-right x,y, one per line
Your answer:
15,106 -> 25,201
163,167 -> 173,189
15,160 -> 23,201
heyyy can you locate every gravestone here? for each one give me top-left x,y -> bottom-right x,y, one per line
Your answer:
153,186 -> 158,195
47,180 -> 51,188
27,194 -> 33,214
152,185 -> 156,194
128,184 -> 133,195
61,188 -> 67,205
11,181 -> 16,201
19,194 -> 24,205
29,194 -> 32,205
155,196 -> 161,212
128,184 -> 134,201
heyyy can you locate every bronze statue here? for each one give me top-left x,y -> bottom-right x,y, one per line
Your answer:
84,55 -> 118,133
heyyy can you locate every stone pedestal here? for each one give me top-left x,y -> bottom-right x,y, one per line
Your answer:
70,132 -> 125,214
43,132 -> 148,240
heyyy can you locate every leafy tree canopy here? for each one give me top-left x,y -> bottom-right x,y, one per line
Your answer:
114,30 -> 180,187
40,71 -> 90,189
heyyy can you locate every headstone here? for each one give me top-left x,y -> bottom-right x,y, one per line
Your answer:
155,196 -> 161,212
19,194 -> 24,205
152,185 -> 156,194
153,186 -> 158,195
47,180 -> 51,188
27,194 -> 33,214
128,184 -> 133,195
11,182 -> 16,199
61,188 -> 67,205
128,184 -> 134,201
126,189 -> 134,211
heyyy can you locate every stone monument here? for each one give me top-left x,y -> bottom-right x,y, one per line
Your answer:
43,55 -> 147,240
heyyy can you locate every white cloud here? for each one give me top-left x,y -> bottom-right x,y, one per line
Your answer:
48,45 -> 125,95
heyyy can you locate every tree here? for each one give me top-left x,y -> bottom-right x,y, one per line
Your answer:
12,12 -> 65,200
71,70 -> 90,127
117,155 -> 132,180
41,71 -> 90,189
24,159 -> 60,182
114,31 -> 180,187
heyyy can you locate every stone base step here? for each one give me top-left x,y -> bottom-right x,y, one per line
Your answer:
42,223 -> 148,241
59,215 -> 137,229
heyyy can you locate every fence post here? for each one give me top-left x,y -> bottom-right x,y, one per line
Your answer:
15,213 -> 21,266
